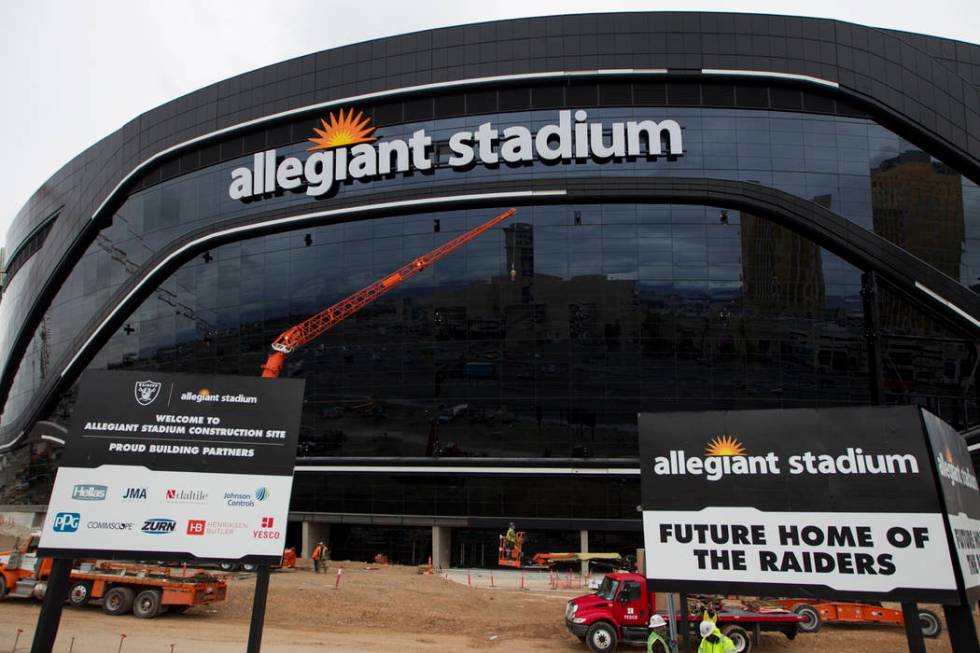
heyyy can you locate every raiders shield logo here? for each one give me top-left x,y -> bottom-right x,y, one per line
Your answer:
134,380 -> 162,406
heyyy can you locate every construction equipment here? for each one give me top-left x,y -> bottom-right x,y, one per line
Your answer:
498,530 -> 625,570
261,208 -> 518,378
767,598 -> 942,638
0,534 -> 227,618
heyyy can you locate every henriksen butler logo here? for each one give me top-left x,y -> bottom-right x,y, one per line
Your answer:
229,107 -> 683,202
651,435 -> 920,482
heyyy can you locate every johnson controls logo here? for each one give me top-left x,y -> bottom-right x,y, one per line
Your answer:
229,107 -> 683,202
650,435 -> 921,482
72,484 -> 107,501
141,518 -> 177,535
255,487 -> 270,502
52,512 -> 80,533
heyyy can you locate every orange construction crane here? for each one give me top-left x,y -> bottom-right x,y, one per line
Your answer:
261,208 -> 517,378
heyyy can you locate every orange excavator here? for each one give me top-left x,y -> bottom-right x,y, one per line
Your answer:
261,208 -> 517,379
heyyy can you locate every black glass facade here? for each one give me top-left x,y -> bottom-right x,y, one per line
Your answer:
2,14 -> 978,559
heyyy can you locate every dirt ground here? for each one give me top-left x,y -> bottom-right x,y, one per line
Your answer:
0,561 -> 975,652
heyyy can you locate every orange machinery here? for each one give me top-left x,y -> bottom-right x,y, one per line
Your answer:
498,531 -> 623,569
261,208 -> 517,378
769,599 -> 942,638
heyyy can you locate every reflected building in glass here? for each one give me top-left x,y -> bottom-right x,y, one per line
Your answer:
1,13 -> 978,565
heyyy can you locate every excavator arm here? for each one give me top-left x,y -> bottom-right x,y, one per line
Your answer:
261,208 -> 517,378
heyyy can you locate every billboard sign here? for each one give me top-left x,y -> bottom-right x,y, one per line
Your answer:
639,406 -> 973,603
37,370 -> 304,565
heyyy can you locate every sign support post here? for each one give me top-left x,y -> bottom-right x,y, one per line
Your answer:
678,592 -> 692,653
246,565 -> 271,653
29,558 -> 72,653
943,604 -> 980,652
900,603 -> 926,653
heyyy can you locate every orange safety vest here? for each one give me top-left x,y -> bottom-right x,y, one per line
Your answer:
312,545 -> 322,560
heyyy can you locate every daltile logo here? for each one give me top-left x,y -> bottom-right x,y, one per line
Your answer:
651,436 -> 920,482
229,107 -> 683,201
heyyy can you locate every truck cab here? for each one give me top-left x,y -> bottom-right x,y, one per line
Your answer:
565,572 -> 656,651
565,572 -> 802,653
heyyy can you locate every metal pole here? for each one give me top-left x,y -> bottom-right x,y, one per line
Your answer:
664,593 -> 678,645
900,603 -> 926,653
245,565 -> 271,653
678,593 -> 693,653
943,604 -> 980,652
29,558 -> 72,653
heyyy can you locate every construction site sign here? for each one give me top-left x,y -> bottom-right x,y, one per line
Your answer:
37,370 -> 304,564
639,406 -> 978,604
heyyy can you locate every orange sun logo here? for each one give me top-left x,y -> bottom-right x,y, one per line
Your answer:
705,435 -> 747,457
306,108 -> 378,152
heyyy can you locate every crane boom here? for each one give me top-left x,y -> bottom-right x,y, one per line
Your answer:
261,208 -> 517,378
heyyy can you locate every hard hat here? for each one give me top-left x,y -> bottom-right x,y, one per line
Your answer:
699,620 -> 716,638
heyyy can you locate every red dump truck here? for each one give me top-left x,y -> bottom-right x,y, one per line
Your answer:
0,533 -> 226,618
565,572 -> 801,652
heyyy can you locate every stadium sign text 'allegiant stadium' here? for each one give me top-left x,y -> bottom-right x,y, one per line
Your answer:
228,108 -> 684,201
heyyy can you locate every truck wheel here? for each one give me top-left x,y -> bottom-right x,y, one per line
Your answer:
242,563 -> 258,572
585,622 -> 618,652
102,586 -> 135,616
68,581 -> 93,607
918,609 -> 942,638
793,604 -> 822,633
721,625 -> 752,653
133,589 -> 162,619
218,562 -> 238,572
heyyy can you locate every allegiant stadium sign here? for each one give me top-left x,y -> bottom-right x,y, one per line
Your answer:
228,107 -> 683,201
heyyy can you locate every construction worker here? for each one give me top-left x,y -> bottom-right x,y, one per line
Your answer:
311,541 -> 327,573
505,522 -> 518,552
697,612 -> 735,653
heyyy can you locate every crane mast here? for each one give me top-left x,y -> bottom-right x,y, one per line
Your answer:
261,208 -> 517,378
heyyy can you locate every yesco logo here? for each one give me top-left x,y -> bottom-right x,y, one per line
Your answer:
229,107 -> 683,202
72,484 -> 107,501
52,512 -> 80,533
651,435 -> 921,482
141,518 -> 177,534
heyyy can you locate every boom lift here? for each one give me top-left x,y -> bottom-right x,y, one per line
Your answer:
261,208 -> 517,378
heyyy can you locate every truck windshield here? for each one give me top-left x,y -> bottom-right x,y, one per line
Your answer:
596,577 -> 620,601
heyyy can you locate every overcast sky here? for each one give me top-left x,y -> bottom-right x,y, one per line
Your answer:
1,0 -> 977,251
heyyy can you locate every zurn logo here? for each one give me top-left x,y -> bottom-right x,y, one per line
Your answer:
72,484 -> 107,501
141,518 -> 176,535
52,512 -> 80,533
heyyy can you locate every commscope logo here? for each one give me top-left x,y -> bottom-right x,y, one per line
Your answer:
229,107 -> 684,202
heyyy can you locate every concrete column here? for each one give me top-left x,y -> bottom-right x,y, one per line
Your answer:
432,525 -> 452,570
580,529 -> 589,577
301,521 -> 331,558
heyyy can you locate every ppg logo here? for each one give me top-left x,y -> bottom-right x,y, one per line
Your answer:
52,512 -> 80,533
141,518 -> 176,534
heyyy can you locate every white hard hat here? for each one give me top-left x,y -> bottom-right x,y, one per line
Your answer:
699,620 -> 715,638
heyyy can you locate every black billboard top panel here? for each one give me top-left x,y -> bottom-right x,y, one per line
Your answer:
639,406 -> 942,515
921,409 -> 980,603
62,370 -> 305,477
